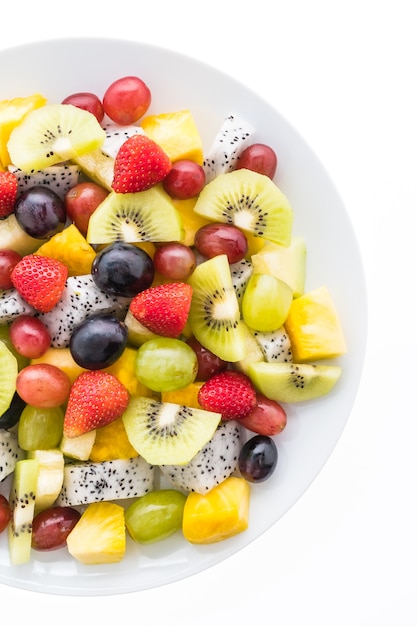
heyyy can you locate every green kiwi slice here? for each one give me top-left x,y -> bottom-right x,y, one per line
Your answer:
7,103 -> 106,171
247,361 -> 342,402
86,188 -> 184,244
193,169 -> 293,246
8,458 -> 40,565
0,341 -> 18,416
122,396 -> 221,465
187,254 -> 248,362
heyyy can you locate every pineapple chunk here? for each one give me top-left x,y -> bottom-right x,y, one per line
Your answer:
0,93 -> 47,167
182,477 -> 250,544
89,417 -> 138,462
66,501 -> 126,564
284,285 -> 347,362
161,381 -> 204,409
31,347 -> 86,383
141,109 -> 204,164
27,448 -> 64,513
35,224 -> 96,275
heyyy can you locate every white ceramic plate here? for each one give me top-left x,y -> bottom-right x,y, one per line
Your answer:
0,37 -> 367,596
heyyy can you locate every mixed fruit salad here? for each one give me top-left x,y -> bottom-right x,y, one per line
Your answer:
0,74 -> 347,567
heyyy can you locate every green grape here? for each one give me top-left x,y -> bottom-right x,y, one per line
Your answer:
18,405 -> 64,451
242,273 -> 293,332
135,337 -> 198,392
125,489 -> 187,543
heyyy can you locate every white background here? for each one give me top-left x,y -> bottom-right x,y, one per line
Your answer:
1,1 -> 416,623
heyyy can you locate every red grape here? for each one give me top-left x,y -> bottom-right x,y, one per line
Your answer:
62,92 -> 104,123
103,76 -> 151,125
16,363 -> 71,408
162,160 -> 206,199
0,249 -> 22,289
194,223 -> 248,263
235,143 -> 278,179
153,242 -> 196,280
9,315 -> 51,359
186,336 -> 228,380
32,506 -> 81,551
238,393 -> 287,436
65,181 -> 109,236
0,495 -> 11,534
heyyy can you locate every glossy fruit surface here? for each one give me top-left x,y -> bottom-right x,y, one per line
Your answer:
235,143 -> 278,179
9,314 -> 51,359
91,242 -> 154,297
65,181 -> 109,236
32,506 -> 81,550
238,434 -> 278,482
135,337 -> 198,392
194,223 -> 248,263
125,490 -> 186,543
103,76 -> 151,125
0,495 -> 11,534
62,92 -> 104,123
186,336 -> 228,381
153,242 -> 196,280
14,186 -> 66,239
16,363 -> 71,408
0,249 -> 22,289
0,391 -> 26,429
69,313 -> 128,370
18,404 -> 64,450
238,393 -> 287,436
162,159 -> 205,199
242,273 -> 293,331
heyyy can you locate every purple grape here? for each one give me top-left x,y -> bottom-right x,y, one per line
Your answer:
69,313 -> 128,369
91,242 -> 154,297
14,186 -> 66,239
238,435 -> 278,482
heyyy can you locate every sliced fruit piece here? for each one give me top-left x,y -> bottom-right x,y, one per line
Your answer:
8,104 -> 106,171
8,458 -> 40,565
129,282 -> 192,338
0,429 -> 24,482
161,381 -> 204,409
89,417 -> 138,462
250,326 -> 293,363
66,501 -> 126,565
0,340 -> 18,416
0,213 -> 46,256
35,224 -> 96,276
31,347 -> 86,383
141,109 -> 204,164
182,476 -> 250,543
60,430 -> 96,461
105,345 -> 152,396
251,236 -> 307,298
74,148 -> 114,190
123,309 -> 158,347
27,448 -> 64,513
242,273 -> 293,332
122,395 -> 221,465
171,197 -> 211,246
9,163 -> 80,201
86,188 -> 183,244
101,121 -> 145,158
0,93 -> 47,167
247,361 -> 342,403
193,169 -> 293,246
187,254 -> 247,362
284,286 -> 347,362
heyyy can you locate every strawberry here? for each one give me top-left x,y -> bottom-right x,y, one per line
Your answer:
63,371 -> 130,438
198,370 -> 257,420
10,254 -> 68,313
111,134 -> 172,193
129,282 -> 193,337
0,170 -> 18,219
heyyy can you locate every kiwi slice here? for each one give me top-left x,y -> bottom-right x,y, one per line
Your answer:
7,103 -> 106,171
0,341 -> 18,416
8,458 -> 40,565
86,188 -> 184,244
187,254 -> 247,362
193,169 -> 293,246
247,361 -> 342,402
122,396 -> 221,465
74,148 -> 114,191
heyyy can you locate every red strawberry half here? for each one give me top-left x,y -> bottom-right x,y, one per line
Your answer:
63,371 -> 130,438
129,282 -> 193,338
0,170 -> 18,219
11,254 -> 68,313
112,134 -> 172,193
198,370 -> 257,420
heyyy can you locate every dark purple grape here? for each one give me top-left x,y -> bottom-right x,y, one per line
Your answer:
14,186 -> 66,239
238,434 -> 278,482
0,392 -> 26,429
91,242 -> 154,297
69,313 -> 128,369
32,506 -> 81,551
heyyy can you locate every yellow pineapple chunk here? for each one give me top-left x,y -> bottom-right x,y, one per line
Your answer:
141,109 -> 204,164
35,224 -> 96,275
105,346 -> 152,396
89,417 -> 138,462
31,347 -> 86,383
171,197 -> 211,246
284,285 -> 347,362
0,93 -> 47,166
182,477 -> 250,544
161,381 -> 204,409
66,501 -> 126,564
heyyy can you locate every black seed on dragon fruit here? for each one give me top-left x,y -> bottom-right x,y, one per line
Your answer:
0,288 -> 36,324
230,258 -> 254,306
8,164 -> 81,200
0,429 -> 24,482
250,326 -> 293,363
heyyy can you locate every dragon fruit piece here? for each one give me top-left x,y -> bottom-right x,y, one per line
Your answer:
36,274 -> 132,348
56,456 -> 154,506
203,112 -> 256,184
8,163 -> 80,200
251,326 -> 293,363
0,429 -> 24,482
230,258 -> 254,307
101,122 -> 145,159
160,420 -> 243,494
0,287 -> 36,324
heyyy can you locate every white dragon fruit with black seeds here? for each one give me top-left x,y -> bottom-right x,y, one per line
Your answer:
230,258 -> 254,306
0,288 -> 36,324
0,429 -> 24,482
101,122 -> 146,158
8,164 -> 80,200
160,420 -> 243,494
203,113 -> 256,183
56,456 -> 154,506
36,274 -> 132,347
251,326 -> 293,362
